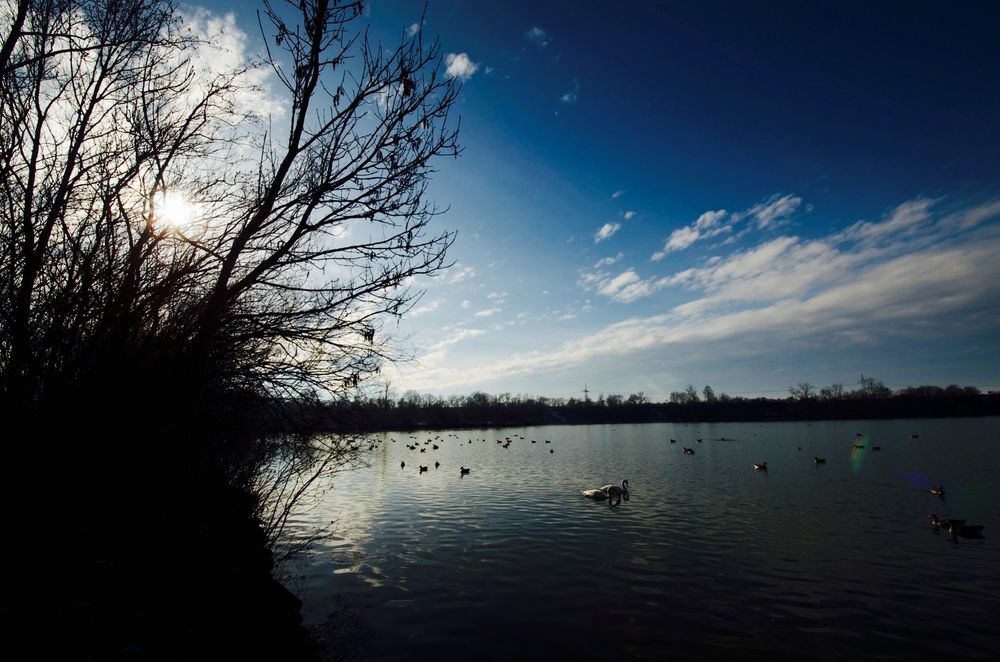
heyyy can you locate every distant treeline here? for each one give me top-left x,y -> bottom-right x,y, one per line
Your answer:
301,378 -> 1000,432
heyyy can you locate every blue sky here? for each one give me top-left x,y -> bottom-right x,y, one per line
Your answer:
197,1 -> 1000,399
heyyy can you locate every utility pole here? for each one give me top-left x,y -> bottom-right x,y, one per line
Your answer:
583,384 -> 590,403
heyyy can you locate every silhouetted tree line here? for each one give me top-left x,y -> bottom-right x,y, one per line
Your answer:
304,377 -> 999,431
1,0 -> 458,656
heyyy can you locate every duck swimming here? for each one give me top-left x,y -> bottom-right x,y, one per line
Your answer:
929,486 -> 945,496
753,462 -> 768,471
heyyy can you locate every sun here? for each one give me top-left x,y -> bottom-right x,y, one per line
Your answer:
154,190 -> 198,228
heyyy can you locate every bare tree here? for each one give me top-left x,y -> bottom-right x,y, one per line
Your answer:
1,0 -> 462,545
788,382 -> 815,400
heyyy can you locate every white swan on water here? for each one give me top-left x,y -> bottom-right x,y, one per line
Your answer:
602,479 -> 630,502
582,479 -> 630,504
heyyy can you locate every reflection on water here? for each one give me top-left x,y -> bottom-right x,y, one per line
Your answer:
284,418 -> 1000,660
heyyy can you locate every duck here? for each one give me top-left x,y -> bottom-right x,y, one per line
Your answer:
400,461 -> 405,468
460,466 -> 470,475
419,465 -> 428,472
929,486 -> 945,496
683,447 -> 695,455
669,438 -> 676,443
948,523 -> 985,539
853,443 -> 865,449
753,462 -> 768,471
871,446 -> 881,451
601,479 -> 630,503
434,461 -> 440,468
928,513 -> 966,529
814,457 -> 826,464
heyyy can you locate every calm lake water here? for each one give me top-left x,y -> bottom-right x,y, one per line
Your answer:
283,418 -> 1000,660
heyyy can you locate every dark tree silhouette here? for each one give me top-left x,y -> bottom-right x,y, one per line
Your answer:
1,0 -> 461,654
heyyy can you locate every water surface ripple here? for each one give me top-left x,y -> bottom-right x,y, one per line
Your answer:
285,418 -> 1000,660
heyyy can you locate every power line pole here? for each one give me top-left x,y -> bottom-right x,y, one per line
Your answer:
583,384 -> 590,403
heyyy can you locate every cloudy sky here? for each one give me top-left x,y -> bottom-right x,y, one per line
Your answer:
200,0 -> 1000,399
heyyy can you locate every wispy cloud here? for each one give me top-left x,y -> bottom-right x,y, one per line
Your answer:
652,209 -> 728,260
402,200 -> 1000,392
445,53 -> 479,81
740,193 -> 802,229
444,264 -> 476,283
411,299 -> 443,316
623,210 -> 637,221
474,307 -> 501,318
525,26 -> 550,47
560,79 -> 580,104
594,222 -> 621,243
594,252 -> 625,268
612,190 -> 625,200
407,21 -> 423,36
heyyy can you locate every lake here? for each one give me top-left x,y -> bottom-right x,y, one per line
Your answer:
283,418 -> 1000,660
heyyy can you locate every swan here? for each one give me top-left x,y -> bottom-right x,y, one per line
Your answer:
581,488 -> 608,500
601,479 -> 630,502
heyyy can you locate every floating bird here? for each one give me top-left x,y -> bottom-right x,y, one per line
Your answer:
432,444 -> 439,450
581,488 -> 608,500
929,486 -> 945,496
696,438 -> 703,443
545,440 -> 551,443
948,523 -> 985,539
419,465 -> 428,472
601,479 -> 630,503
928,513 -> 966,529
853,444 -> 865,449
400,461 -> 405,468
683,447 -> 695,455
549,449 -> 554,453
460,466 -> 470,475
871,446 -> 881,451
669,438 -> 676,443
910,434 -> 919,439
753,462 -> 768,471
434,461 -> 440,468
814,457 -> 826,464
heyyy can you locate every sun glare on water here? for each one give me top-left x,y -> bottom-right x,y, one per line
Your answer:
155,190 -> 199,228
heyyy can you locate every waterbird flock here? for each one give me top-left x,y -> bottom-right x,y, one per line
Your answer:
380,429 -> 979,538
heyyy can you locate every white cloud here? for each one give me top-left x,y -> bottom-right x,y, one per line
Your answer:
444,264 -> 476,283
461,300 -> 471,308
399,198 -> 1000,393
743,193 -> 802,229
623,210 -> 637,221
445,53 -> 479,81
560,79 -> 580,104
653,209 -> 728,258
407,22 -> 422,36
526,26 -> 550,47
411,299 -> 443,316
594,222 -> 621,243
612,190 -> 625,199
474,307 -> 501,318
178,9 -> 284,118
581,268 -> 670,304
594,252 -> 624,268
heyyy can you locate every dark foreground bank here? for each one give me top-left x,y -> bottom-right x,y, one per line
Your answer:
1,439 -> 316,660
